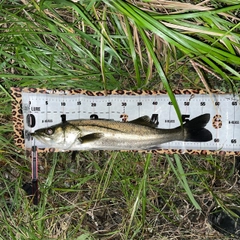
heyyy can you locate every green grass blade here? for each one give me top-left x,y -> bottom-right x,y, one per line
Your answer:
37,153 -> 58,235
105,0 -> 240,85
138,27 -> 183,125
124,16 -> 141,88
166,154 -> 201,210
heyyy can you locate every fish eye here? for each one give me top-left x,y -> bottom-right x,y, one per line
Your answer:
45,128 -> 54,135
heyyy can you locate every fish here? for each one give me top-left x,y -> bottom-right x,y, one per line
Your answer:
31,114 -> 212,151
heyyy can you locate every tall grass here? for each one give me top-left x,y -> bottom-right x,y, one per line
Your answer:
0,0 -> 240,239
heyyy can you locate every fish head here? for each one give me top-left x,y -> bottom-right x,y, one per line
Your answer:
31,122 -> 81,149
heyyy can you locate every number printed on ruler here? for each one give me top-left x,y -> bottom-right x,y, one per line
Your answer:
22,92 -> 240,152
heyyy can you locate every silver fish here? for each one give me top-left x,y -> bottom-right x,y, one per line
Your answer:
31,114 -> 212,151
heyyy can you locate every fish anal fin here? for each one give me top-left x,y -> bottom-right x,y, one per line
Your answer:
79,133 -> 103,144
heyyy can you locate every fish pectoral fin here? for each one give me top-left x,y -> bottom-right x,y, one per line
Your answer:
130,116 -> 158,127
79,133 -> 103,144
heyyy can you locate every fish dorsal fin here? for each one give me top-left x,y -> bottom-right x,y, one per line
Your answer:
130,116 -> 158,128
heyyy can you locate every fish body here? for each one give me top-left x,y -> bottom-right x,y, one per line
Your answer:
31,114 -> 212,151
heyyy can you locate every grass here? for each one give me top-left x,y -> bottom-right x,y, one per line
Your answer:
1,0 -> 240,239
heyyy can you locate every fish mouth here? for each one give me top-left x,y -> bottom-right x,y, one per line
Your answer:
30,131 -> 52,144
30,131 -> 39,137
30,131 -> 44,139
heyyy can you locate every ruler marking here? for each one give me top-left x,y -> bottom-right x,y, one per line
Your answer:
21,91 -> 240,152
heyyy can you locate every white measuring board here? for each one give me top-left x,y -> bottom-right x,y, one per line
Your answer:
20,90 -> 240,153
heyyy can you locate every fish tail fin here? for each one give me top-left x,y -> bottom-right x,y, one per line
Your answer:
183,114 -> 212,142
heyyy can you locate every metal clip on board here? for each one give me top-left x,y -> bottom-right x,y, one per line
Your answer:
31,145 -> 38,205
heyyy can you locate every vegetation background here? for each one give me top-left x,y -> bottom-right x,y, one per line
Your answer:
1,0 -> 240,239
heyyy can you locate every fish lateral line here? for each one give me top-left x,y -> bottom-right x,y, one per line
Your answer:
68,121 -> 127,133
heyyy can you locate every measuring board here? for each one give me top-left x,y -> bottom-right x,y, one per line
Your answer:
11,88 -> 240,155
